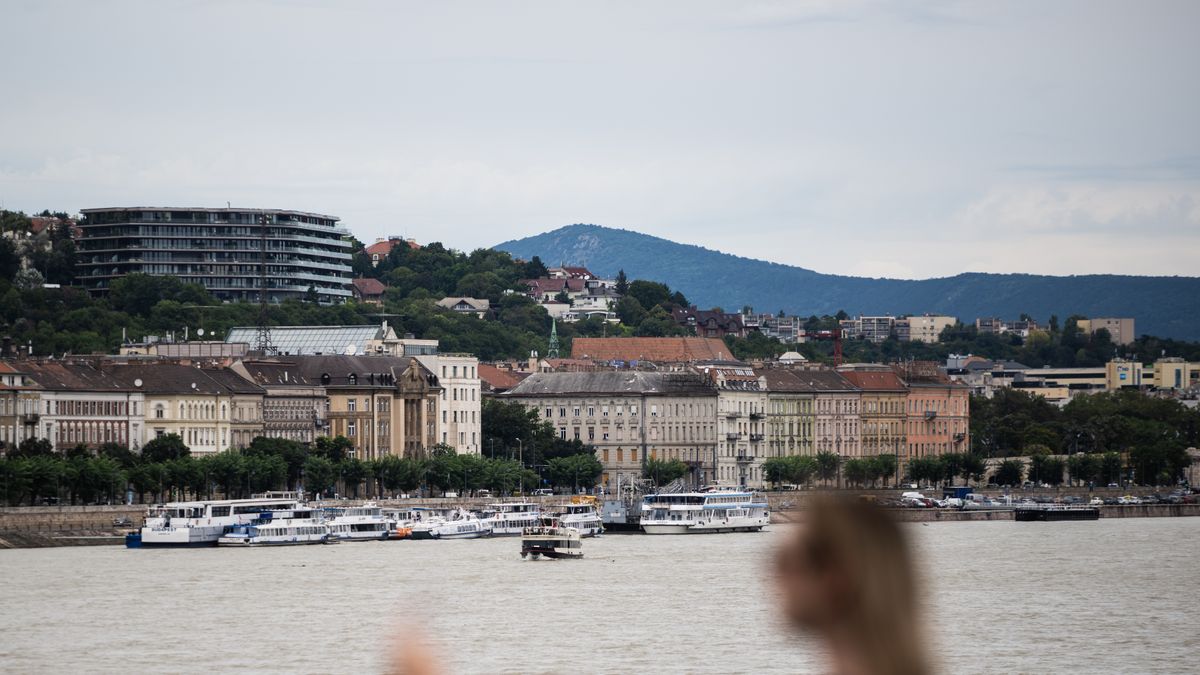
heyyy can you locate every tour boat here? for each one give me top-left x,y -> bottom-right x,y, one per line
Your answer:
480,501 -> 542,536
557,497 -> 604,537
520,517 -> 583,559
427,510 -> 493,540
326,503 -> 392,542
409,507 -> 458,540
383,508 -> 417,539
217,506 -> 332,546
125,492 -> 304,548
640,488 -> 770,534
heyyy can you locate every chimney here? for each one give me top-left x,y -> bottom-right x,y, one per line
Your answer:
1,336 -> 10,358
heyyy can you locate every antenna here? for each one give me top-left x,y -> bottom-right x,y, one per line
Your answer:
254,210 -> 276,355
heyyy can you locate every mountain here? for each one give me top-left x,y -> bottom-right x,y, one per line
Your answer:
494,224 -> 1200,340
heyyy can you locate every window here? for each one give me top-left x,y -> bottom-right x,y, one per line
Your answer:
587,406 -> 595,417
347,399 -> 356,412
559,427 -> 567,440
545,407 -> 553,418
348,421 -> 356,436
154,404 -> 164,420
588,428 -> 595,441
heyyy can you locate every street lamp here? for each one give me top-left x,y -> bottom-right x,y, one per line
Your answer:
516,438 -> 524,496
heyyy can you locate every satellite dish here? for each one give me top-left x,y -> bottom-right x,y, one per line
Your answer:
191,382 -> 198,390
134,378 -> 143,387
345,343 -> 358,355
197,328 -> 205,337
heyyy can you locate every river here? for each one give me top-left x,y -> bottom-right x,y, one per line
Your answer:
0,518 -> 1196,674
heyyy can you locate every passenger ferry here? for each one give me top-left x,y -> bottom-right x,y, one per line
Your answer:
126,492 -> 304,548
558,497 -> 604,537
217,506 -> 331,546
480,501 -> 541,536
520,517 -> 583,559
327,503 -> 392,542
640,488 -> 770,535
428,510 -> 493,540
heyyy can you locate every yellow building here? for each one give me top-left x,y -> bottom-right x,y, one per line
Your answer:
838,365 -> 907,458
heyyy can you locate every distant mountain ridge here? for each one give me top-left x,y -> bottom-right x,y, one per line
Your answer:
494,224 -> 1200,340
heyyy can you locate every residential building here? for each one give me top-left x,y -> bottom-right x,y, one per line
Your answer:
547,266 -> 596,280
804,370 -> 861,459
352,278 -> 386,305
435,297 -> 490,318
523,278 -> 586,303
364,236 -> 419,266
903,315 -> 956,343
417,354 -> 482,454
838,365 -> 906,458
897,366 -> 970,460
502,372 -> 719,490
672,307 -> 748,339
975,317 -> 1040,337
77,207 -> 353,304
759,369 -> 818,460
290,355 -> 442,459
1078,317 -> 1136,345
0,362 -> 43,449
755,314 -> 805,343
695,362 -> 768,488
840,316 -> 897,343
478,364 -> 527,396
229,361 -> 328,444
569,337 -> 734,365
17,361 -> 146,452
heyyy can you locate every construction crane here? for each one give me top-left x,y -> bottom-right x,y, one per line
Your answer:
808,328 -> 843,366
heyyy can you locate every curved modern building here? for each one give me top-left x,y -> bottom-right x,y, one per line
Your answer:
77,207 -> 353,304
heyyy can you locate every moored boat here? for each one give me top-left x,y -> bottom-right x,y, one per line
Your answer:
558,497 -> 604,537
217,506 -> 332,546
326,503 -> 392,542
640,487 -> 769,534
126,492 -> 305,548
480,501 -> 541,536
1014,505 -> 1100,521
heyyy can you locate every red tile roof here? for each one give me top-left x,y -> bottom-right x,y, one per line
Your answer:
839,370 -> 908,391
352,277 -> 386,296
570,337 -> 734,363
478,364 -> 527,393
364,237 -> 419,257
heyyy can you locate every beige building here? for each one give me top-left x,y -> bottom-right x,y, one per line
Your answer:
904,315 -> 956,343
119,364 -> 265,454
417,354 -> 482,455
503,372 -> 719,490
17,361 -> 147,452
229,361 -> 328,444
839,365 -> 906,459
810,371 -> 862,458
694,363 -> 769,489
1078,317 -> 1136,345
1152,358 -> 1200,391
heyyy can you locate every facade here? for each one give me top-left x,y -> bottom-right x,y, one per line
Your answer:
352,278 -> 386,305
903,379 -> 970,461
672,308 -> 748,339
120,364 -> 265,454
839,366 -> 906,459
903,315 -> 956,343
803,370 -> 862,458
695,363 -> 768,488
503,372 -> 719,490
840,316 -> 897,343
417,354 -> 482,455
1152,358 -> 1200,391
0,362 -> 42,449
1078,317 -> 1136,345
759,369 -> 817,461
18,362 -> 146,452
975,317 -> 1040,337
229,361 -> 328,444
77,207 -> 353,304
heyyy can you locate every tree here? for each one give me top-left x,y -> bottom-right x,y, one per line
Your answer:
523,256 -> 549,279
14,437 -> 53,458
815,451 -> 840,486
905,457 -> 941,487
303,456 -> 338,498
1067,453 -> 1101,486
141,434 -> 190,463
14,268 -> 44,290
960,454 -> 987,486
614,269 -> 628,296
626,280 -> 673,310
1099,451 -> 1123,485
842,458 -> 870,487
872,454 -> 898,487
547,453 -> 603,491
992,459 -> 1024,487
340,458 -> 370,498
314,436 -> 353,463
642,457 -> 688,487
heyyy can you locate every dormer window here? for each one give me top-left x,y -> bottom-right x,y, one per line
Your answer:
348,373 -> 358,385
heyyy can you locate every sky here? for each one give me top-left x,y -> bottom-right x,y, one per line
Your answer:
2,0 -> 1198,279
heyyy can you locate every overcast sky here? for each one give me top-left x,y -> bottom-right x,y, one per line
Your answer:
2,0 -> 1197,279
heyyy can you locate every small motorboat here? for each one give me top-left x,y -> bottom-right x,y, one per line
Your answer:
520,517 -> 583,560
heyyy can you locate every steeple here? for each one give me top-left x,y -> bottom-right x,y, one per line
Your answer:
548,318 -> 560,359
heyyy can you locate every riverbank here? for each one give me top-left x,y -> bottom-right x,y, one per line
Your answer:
769,503 -> 1200,523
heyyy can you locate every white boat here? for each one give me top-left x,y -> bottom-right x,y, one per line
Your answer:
558,499 -> 604,537
480,501 -> 541,536
409,507 -> 458,540
126,492 -> 305,548
520,517 -> 583,559
426,509 -> 493,540
327,503 -> 392,542
640,488 -> 770,534
217,506 -> 331,546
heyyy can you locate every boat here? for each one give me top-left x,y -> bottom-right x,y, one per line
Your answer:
520,517 -> 583,559
480,501 -> 541,536
1014,505 -> 1100,521
326,503 -> 392,542
409,507 -> 458,540
420,509 -> 493,540
640,487 -> 770,534
125,492 -> 305,548
217,506 -> 332,546
383,508 -> 417,539
558,497 -> 604,537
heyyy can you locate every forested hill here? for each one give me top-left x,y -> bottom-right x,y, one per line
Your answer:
495,224 -> 1200,340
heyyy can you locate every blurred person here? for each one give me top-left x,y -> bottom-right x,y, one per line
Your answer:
776,495 -> 930,675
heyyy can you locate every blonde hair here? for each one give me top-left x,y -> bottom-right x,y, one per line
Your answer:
797,495 -> 930,675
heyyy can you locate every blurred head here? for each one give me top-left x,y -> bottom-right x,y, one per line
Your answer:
776,495 -> 928,675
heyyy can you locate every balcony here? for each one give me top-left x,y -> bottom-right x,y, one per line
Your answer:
724,411 -> 742,419
749,412 -> 766,421
924,410 -> 938,420
954,432 -> 966,442
735,454 -> 754,463
20,413 -> 39,425
749,433 -> 765,442
726,432 -> 741,441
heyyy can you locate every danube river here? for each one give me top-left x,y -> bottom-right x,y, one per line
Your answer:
1,518 -> 1196,674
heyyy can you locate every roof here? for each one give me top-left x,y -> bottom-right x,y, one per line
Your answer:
287,354 -> 437,389
364,237 -> 419,257
225,325 -> 387,356
759,369 -> 859,393
17,361 -> 264,395
352,278 -> 386,296
232,361 -> 322,388
436,297 -> 490,311
505,371 -> 716,397
839,370 -> 908,392
523,278 -> 586,294
478,364 -> 527,393
570,337 -> 734,363
79,207 -> 338,221
17,361 -> 129,392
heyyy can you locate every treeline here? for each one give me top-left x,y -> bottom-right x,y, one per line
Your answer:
725,312 -> 1200,368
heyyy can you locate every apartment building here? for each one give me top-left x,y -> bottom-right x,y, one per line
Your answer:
418,353 -> 482,455
839,316 -> 896,343
902,315 -> 956,343
695,363 -> 768,489
17,362 -> 146,452
1078,317 -> 1136,345
116,364 -> 265,453
229,361 -> 328,444
903,376 -> 970,460
503,372 -> 719,490
838,365 -> 906,458
0,362 -> 42,449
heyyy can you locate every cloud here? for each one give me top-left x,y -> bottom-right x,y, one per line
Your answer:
957,183 -> 1200,237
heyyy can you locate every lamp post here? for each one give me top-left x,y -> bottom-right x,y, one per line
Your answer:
516,438 -> 524,496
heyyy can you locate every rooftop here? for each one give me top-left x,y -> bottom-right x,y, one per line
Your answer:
505,371 -> 716,396
570,337 -> 734,363
225,325 -> 390,356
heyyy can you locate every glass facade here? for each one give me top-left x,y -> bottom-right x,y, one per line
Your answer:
77,208 -> 353,304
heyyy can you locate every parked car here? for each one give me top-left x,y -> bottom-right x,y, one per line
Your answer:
1062,496 -> 1083,505
1089,497 -> 1104,506
532,488 -> 554,496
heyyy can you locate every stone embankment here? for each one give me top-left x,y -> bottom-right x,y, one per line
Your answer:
0,505 -> 143,548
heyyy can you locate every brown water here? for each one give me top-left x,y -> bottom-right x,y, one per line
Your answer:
0,518 -> 1196,674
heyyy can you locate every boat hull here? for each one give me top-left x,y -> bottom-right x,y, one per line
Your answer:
1015,507 -> 1100,521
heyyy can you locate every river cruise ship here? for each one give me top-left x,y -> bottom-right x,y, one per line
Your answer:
480,502 -> 542,536
640,489 -> 770,534
327,503 -> 392,542
558,497 -> 604,537
217,506 -> 331,546
126,493 -> 304,548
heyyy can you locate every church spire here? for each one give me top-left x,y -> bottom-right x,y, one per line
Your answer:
548,317 -> 560,359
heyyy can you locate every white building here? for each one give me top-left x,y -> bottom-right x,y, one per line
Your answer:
418,354 -> 482,455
